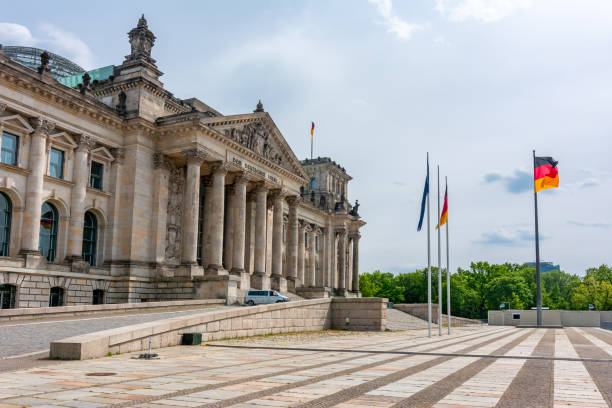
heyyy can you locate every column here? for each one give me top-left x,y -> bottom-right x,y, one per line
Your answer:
106,148 -> 124,262
20,118 -> 54,255
253,184 -> 267,276
270,189 -> 286,291
206,162 -> 228,274
181,148 -> 206,264
231,174 -> 248,275
298,221 -> 305,285
325,227 -> 333,288
200,177 -> 213,267
223,185 -> 234,270
351,233 -> 361,293
337,228 -> 346,294
67,135 -> 94,260
286,196 -> 299,290
244,192 -> 256,274
308,227 -> 316,287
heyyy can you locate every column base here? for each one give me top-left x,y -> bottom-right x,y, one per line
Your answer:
350,290 -> 362,298
231,268 -> 250,290
250,272 -> 270,290
193,274 -> 240,305
334,288 -> 348,297
205,264 -> 228,277
296,286 -> 330,299
286,276 -> 300,293
270,274 -> 287,293
178,263 -> 204,278
19,250 -> 46,268
69,258 -> 90,274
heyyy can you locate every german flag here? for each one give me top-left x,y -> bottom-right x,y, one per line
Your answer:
436,186 -> 448,229
311,122 -> 315,140
534,156 -> 559,193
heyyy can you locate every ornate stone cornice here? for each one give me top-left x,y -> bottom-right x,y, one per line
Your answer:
153,153 -> 173,170
29,117 -> 55,137
182,148 -> 206,164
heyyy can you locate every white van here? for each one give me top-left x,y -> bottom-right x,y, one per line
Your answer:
245,290 -> 289,305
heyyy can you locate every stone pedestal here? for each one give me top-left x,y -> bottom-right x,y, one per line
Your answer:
177,264 -> 204,278
194,274 -> 240,305
270,274 -> 287,293
286,276 -> 300,293
297,286 -> 330,299
22,252 -> 45,269
334,287 -> 348,297
250,272 -> 270,290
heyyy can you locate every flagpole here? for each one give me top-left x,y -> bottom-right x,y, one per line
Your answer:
427,153 -> 432,338
533,150 -> 542,326
437,165 -> 442,336
446,176 -> 451,335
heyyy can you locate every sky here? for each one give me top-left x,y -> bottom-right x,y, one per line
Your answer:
1,0 -> 611,276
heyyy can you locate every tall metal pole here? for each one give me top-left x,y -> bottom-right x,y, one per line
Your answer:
311,135 -> 313,160
427,153 -> 432,338
533,150 -> 542,326
446,176 -> 451,335
437,166 -> 442,336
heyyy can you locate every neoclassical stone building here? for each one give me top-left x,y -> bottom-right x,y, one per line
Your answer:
0,16 -> 364,308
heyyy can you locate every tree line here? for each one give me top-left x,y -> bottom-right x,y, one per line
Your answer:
359,262 -> 612,319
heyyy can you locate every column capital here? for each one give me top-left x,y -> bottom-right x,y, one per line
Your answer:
286,195 -> 301,207
336,226 -> 347,236
0,102 -> 6,113
247,191 -> 257,202
233,172 -> 249,187
313,226 -> 322,235
254,182 -> 268,194
182,148 -> 207,165
349,232 -> 361,241
153,153 -> 173,170
210,161 -> 231,175
75,134 -> 95,152
269,188 -> 287,201
29,117 -> 55,137
111,148 -> 125,165
298,219 -> 307,231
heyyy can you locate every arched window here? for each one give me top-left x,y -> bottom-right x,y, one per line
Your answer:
39,202 -> 58,262
82,211 -> 98,266
0,192 -> 12,256
49,286 -> 64,307
92,289 -> 104,305
0,284 -> 16,309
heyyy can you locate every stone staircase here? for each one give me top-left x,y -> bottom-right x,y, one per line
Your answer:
386,308 -> 439,331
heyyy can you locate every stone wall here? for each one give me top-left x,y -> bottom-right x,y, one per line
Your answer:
488,310 -> 611,327
50,297 -> 387,360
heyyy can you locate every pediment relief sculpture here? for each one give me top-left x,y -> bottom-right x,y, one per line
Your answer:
222,121 -> 284,168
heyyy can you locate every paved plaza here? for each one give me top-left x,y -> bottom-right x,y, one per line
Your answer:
0,326 -> 610,407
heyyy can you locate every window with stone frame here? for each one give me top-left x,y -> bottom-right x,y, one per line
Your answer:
89,161 -> 103,190
1,132 -> 19,166
0,284 -> 16,309
92,289 -> 105,305
49,286 -> 64,307
49,148 -> 64,179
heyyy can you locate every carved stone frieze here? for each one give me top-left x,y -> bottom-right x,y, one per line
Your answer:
165,163 -> 185,264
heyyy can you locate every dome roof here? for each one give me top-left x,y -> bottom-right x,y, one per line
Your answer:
3,46 -> 85,79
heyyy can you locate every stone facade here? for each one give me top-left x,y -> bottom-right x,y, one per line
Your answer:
0,16 -> 365,309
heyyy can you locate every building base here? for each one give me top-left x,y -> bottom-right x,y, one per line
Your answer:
286,276 -> 300,293
270,274 -> 287,293
193,274 -> 239,305
334,288 -> 348,297
297,286 -> 331,299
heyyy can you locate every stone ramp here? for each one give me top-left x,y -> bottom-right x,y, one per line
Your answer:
387,308 -> 438,331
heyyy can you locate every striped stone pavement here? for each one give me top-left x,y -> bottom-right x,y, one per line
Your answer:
0,327 -> 609,407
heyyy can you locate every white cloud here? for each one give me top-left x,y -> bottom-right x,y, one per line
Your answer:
0,23 -> 36,45
0,22 -> 94,70
435,0 -> 532,23
369,0 -> 425,40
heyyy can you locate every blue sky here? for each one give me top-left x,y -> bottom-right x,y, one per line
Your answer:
2,0 -> 611,275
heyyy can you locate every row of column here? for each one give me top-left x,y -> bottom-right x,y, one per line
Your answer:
19,117 -> 96,263
178,148 -> 360,293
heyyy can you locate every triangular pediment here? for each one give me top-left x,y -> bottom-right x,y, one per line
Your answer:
202,113 -> 308,180
49,132 -> 78,148
91,146 -> 115,161
0,114 -> 34,133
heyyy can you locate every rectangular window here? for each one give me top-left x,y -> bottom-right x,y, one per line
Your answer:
90,161 -> 103,190
49,148 -> 64,179
1,132 -> 18,166
305,233 -> 309,248
315,235 -> 319,251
